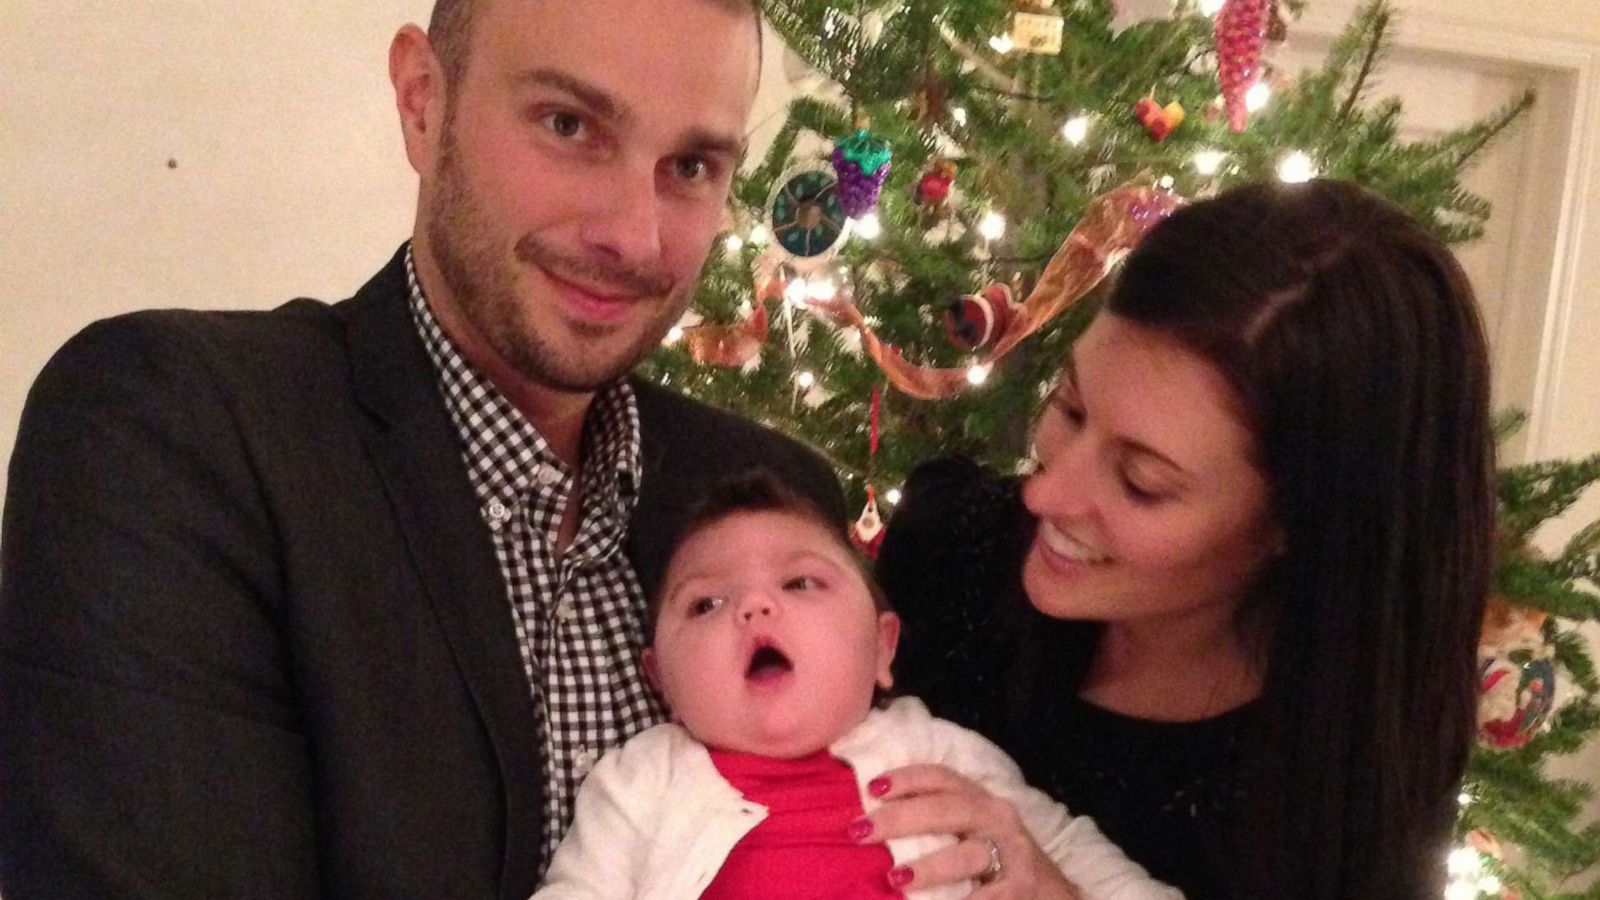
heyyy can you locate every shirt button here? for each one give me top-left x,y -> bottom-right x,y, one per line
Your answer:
536,465 -> 564,487
484,500 -> 512,530
555,599 -> 578,622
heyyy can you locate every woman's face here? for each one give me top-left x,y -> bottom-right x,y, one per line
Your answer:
1021,313 -> 1279,627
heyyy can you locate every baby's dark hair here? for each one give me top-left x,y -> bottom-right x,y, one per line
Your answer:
647,470 -> 890,643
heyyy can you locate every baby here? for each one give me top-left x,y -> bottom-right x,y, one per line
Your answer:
534,472 -> 1180,900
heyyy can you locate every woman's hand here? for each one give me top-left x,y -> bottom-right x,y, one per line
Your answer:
855,764 -> 1081,899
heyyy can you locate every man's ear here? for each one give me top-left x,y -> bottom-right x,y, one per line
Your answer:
874,612 -> 901,691
389,24 -> 447,176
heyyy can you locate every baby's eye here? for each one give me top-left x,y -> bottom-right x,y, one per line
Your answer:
687,595 -> 726,617
783,575 -> 822,592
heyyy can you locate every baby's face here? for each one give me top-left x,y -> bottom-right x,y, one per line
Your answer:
645,511 -> 898,758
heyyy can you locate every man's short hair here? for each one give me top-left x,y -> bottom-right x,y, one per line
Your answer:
428,0 -> 763,95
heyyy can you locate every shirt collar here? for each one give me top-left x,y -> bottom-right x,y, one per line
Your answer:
403,245 -> 642,509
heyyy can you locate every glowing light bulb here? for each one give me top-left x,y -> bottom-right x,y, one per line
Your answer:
854,212 -> 882,240
967,363 -> 992,385
806,278 -> 838,301
1446,847 -> 1482,878
748,224 -> 770,245
1456,791 -> 1473,807
989,34 -> 1014,54
977,211 -> 1006,241
1277,151 -> 1318,184
1478,875 -> 1501,894
951,106 -> 969,127
796,370 -> 817,389
1198,0 -> 1226,15
1061,115 -> 1090,146
885,488 -> 903,505
664,326 -> 684,344
784,277 -> 810,306
724,233 -> 744,253
1245,80 -> 1272,112
1157,174 -> 1175,190
1192,149 -> 1227,175
1443,883 -> 1477,900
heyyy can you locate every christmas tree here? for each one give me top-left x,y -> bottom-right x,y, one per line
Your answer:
640,0 -> 1600,893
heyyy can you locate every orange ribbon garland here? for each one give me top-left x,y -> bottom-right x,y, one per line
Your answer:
685,183 -> 1182,398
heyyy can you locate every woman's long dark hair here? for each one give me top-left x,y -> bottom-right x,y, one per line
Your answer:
1098,180 -> 1495,897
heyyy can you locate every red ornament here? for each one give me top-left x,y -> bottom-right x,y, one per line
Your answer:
851,486 -> 886,559
1214,0 -> 1269,133
1133,97 -> 1185,142
915,159 -> 959,215
944,283 -> 1014,351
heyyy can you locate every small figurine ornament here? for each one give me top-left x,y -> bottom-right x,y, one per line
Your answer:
943,283 -> 1014,351
915,159 -> 959,217
1475,595 -> 1558,749
850,487 -> 886,558
1134,97 -> 1186,142
1007,0 -> 1064,55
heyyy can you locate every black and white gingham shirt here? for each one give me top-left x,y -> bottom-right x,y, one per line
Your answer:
405,248 -> 666,867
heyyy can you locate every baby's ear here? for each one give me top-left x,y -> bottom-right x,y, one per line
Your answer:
874,612 -> 901,691
640,647 -> 662,695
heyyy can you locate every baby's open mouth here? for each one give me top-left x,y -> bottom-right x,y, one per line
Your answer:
746,643 -> 794,681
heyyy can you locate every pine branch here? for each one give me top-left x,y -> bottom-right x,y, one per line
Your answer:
1335,1 -> 1392,125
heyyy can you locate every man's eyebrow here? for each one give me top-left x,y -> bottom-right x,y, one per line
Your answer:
511,68 -> 630,125
680,126 -> 748,162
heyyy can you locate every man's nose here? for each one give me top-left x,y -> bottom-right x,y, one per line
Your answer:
577,165 -> 663,269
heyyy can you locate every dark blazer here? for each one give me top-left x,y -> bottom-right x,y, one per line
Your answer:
0,247 -> 842,900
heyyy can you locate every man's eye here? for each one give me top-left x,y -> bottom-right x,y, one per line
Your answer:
673,155 -> 712,181
688,595 -> 725,617
542,111 -> 587,139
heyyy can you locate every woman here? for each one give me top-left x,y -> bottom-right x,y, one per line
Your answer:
867,180 -> 1495,899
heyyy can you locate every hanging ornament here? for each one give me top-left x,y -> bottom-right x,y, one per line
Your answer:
1475,595 -> 1558,750
766,165 -> 851,268
944,282 -> 1014,351
1214,0 -> 1269,133
1133,96 -> 1186,142
850,389 -> 886,558
1007,0 -> 1065,55
914,158 -> 959,220
831,127 -> 893,219
805,182 -> 1181,399
852,487 -> 886,557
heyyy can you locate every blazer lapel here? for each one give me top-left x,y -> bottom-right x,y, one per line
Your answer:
336,251 -> 545,900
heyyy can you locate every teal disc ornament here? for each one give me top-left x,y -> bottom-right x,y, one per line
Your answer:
767,166 -> 850,266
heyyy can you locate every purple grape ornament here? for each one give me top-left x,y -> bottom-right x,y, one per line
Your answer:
831,128 -> 892,219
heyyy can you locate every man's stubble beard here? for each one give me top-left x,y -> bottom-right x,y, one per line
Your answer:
426,119 -> 699,393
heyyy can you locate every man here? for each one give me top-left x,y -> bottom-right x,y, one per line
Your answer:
0,1 -> 840,897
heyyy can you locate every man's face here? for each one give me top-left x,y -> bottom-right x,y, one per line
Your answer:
417,0 -> 758,392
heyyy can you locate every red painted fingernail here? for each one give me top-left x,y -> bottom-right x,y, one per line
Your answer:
887,866 -> 915,889
868,776 -> 892,797
847,817 -> 874,842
